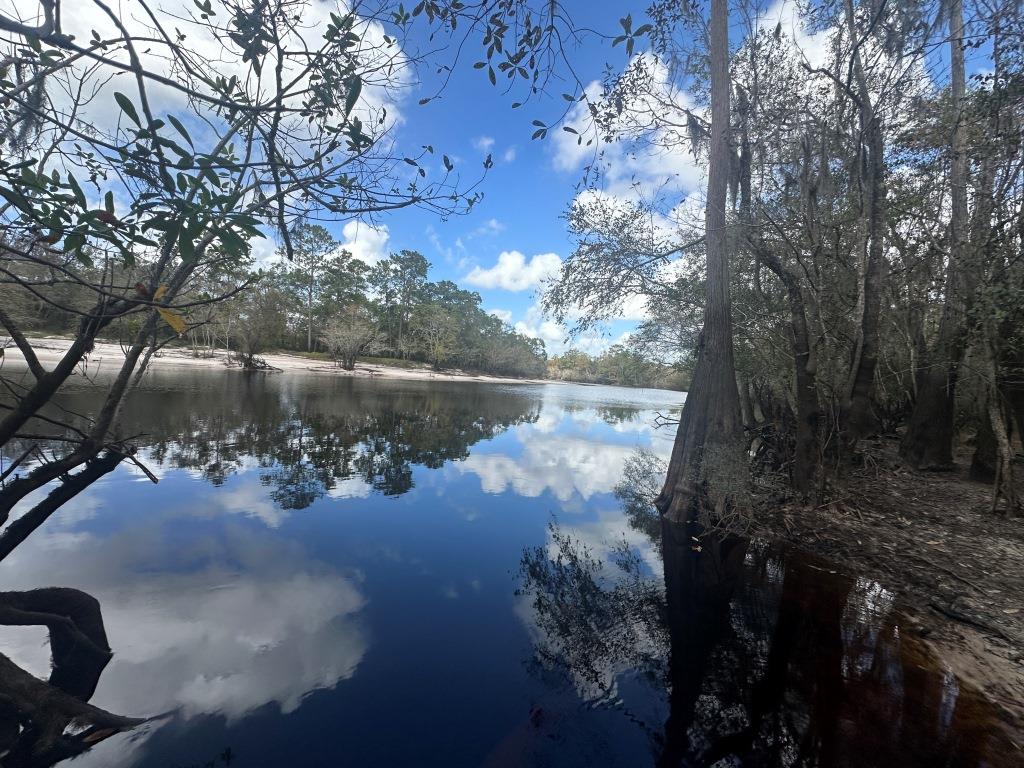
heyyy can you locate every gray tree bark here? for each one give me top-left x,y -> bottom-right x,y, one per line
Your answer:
656,0 -> 745,523
841,0 -> 888,444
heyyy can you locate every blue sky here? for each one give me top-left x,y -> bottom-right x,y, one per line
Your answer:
17,0 -> 662,355
29,0 -> 984,356
315,0 -> 854,355
304,0 -> 658,356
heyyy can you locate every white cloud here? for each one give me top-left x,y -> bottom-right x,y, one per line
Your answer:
488,308 -> 513,323
2,0 -> 414,284
514,314 -> 568,354
13,0 -> 408,140
327,476 -> 373,500
453,406 -> 676,502
250,235 -> 280,265
510,294 -> 641,356
762,0 -> 831,68
262,216 -> 395,269
342,220 -> 390,265
552,81 -> 605,174
215,480 -> 290,528
426,224 -> 456,262
552,57 -> 705,201
472,217 -> 505,237
473,136 -> 496,153
427,218 -> 502,264
456,436 -> 632,500
511,301 -> 594,356
473,137 -> 517,163
463,250 -> 561,292
617,294 -> 649,322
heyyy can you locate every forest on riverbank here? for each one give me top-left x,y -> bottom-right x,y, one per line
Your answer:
534,0 -> 1024,513
0,0 -> 1020,553
2,220 -> 687,389
0,0 -> 1023,753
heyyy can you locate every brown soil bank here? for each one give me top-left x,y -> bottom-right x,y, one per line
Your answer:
760,436 -> 1024,741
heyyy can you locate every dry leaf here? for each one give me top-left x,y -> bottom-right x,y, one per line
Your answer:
158,307 -> 187,334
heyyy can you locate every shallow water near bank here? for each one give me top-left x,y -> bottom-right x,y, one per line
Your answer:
0,370 -> 1018,766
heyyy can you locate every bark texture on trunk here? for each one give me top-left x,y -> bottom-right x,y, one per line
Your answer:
738,375 -> 755,431
656,0 -> 745,523
841,0 -> 887,443
981,337 -> 1022,514
970,394 -> 998,482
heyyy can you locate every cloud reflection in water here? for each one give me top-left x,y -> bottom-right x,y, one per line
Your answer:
0,516 -> 368,725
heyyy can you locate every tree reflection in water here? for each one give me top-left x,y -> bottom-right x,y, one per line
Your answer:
7,375 -> 541,507
149,380 -> 540,504
0,589 -> 141,767
517,507 -> 1019,767
0,375 -> 545,765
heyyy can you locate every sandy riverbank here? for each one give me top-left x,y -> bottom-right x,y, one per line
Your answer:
1,337 -> 551,386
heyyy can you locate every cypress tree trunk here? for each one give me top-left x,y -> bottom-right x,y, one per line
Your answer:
841,0 -> 887,443
901,0 -> 969,469
1001,344 -> 1024,441
980,336 -> 1022,514
655,0 -> 745,523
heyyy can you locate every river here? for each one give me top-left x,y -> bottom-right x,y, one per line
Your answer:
0,370 -> 1015,766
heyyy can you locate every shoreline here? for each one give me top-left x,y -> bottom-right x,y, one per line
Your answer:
753,437 -> 1024,734
2,337 -> 555,387
6,337 -> 1017,736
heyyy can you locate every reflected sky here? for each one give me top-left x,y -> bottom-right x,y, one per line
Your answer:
0,371 -> 1017,767
0,371 -> 684,768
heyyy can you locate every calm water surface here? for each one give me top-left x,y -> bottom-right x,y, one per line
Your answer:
0,370 -> 1017,767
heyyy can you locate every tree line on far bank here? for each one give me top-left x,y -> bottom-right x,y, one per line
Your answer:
0,222 -> 544,377
3,219 -> 687,388
199,223 -> 552,378
547,348 -> 689,390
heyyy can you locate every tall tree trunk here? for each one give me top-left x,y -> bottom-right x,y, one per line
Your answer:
738,375 -> 755,431
1001,345 -> 1024,442
307,281 -> 314,352
900,0 -> 969,469
397,310 -> 404,359
981,336 -> 1021,514
656,0 -> 744,523
970,391 -> 998,482
756,248 -> 820,496
965,31 -> 1005,484
841,0 -> 888,444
